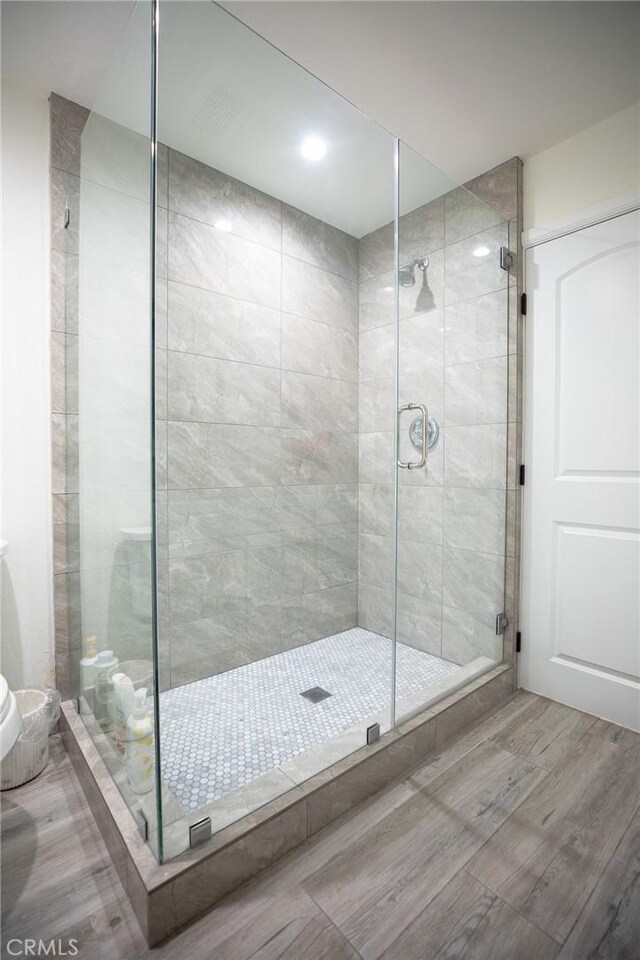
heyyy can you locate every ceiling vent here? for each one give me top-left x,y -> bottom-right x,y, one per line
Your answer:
191,85 -> 247,139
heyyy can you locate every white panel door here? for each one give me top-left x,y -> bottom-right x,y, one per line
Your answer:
521,210 -> 640,731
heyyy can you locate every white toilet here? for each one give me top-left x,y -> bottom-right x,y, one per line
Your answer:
0,675 -> 22,761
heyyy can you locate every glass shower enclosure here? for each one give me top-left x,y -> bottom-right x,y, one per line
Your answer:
70,0 -> 510,862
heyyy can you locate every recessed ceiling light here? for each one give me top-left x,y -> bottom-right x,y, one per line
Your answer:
214,219 -> 233,232
300,136 -> 327,161
384,285 -> 394,292
473,245 -> 490,258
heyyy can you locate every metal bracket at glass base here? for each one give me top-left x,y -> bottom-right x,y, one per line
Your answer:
135,809 -> 149,842
366,722 -> 381,745
189,816 -> 212,848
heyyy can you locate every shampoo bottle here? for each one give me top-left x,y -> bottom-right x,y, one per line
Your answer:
126,688 -> 154,794
80,635 -> 98,710
94,649 -> 119,730
112,673 -> 135,758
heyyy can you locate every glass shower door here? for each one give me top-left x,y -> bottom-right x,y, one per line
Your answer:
74,0 -> 163,856
393,142 -> 509,722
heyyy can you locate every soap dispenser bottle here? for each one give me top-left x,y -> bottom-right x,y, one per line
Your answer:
126,688 -> 154,794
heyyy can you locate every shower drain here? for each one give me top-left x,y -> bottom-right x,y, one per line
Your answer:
300,686 -> 332,703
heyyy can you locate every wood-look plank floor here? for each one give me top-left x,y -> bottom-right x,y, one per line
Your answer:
2,691 -> 639,960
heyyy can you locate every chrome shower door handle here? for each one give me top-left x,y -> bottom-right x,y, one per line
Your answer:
398,402 -> 428,469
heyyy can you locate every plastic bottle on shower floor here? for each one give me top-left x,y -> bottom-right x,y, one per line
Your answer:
79,635 -> 98,711
112,672 -> 135,758
94,649 -> 118,731
126,688 -> 154,794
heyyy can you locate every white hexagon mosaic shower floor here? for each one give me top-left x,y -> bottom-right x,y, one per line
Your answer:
159,628 -> 458,813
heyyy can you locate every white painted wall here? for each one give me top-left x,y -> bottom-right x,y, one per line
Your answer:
524,102 -> 640,233
0,80 -> 54,689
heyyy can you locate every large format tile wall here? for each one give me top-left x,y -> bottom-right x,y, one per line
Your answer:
356,160 -> 521,666
50,95 -> 163,699
51,93 -> 523,700
161,150 -> 359,687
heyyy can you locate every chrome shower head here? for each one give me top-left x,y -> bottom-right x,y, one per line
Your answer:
398,256 -> 429,288
398,266 -> 416,287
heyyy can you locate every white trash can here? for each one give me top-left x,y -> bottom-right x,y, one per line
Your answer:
0,689 -> 60,790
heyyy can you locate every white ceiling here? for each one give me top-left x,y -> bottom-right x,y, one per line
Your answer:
3,1 -> 639,235
223,1 -> 640,183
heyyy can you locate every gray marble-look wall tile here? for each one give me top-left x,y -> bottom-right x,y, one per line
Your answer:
51,249 -> 66,332
359,431 -> 394,486
167,281 -> 280,368
399,310 -> 445,373
155,347 -> 167,421
444,424 -> 507,489
282,583 -> 357,650
444,356 -> 508,427
51,332 -> 66,415
443,546 -> 504,622
282,314 -> 357,382
167,352 -> 281,426
168,551 -> 247,624
282,204 -> 358,281
281,429 -> 357,485
155,420 -> 167,492
169,614 -> 251,684
463,158 -> 519,223
79,180 -> 151,276
398,485 -> 443,545
282,256 -> 357,331
358,484 -> 394,538
358,581 -> 393,637
49,93 -> 89,175
358,533 -> 393,591
168,149 -> 281,251
444,487 -> 506,555
358,221 -> 394,283
397,539 -> 443,603
399,195 -> 445,265
167,485 -> 342,559
314,484 -> 358,527
168,212 -> 280,309
359,378 -> 394,434
51,169 -> 80,256
441,604 -> 502,665
359,272 -> 395,332
359,323 -> 394,383
444,224 -> 508,307
53,494 -> 80,575
399,367 -> 444,429
444,289 -> 508,366
80,111 -> 152,203
168,421 -> 281,489
397,592 -> 442,657
53,570 -> 82,646
281,371 -> 357,434
444,186 -> 503,246
51,413 -> 78,494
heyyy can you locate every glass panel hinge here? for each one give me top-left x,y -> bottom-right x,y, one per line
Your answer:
496,612 -> 509,636
499,246 -> 513,270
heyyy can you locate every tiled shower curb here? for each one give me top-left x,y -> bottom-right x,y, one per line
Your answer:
61,663 -> 514,945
